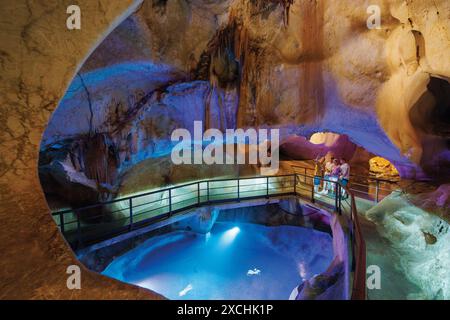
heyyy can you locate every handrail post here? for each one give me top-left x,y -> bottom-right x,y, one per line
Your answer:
335,182 -> 338,212
338,185 -> 342,215
59,212 -> 65,235
266,176 -> 269,198
197,183 -> 200,206
168,189 -> 172,216
336,183 -> 341,215
350,195 -> 353,219
76,210 -> 81,247
375,180 -> 379,203
237,179 -> 240,202
129,198 -> 133,231
311,181 -> 315,203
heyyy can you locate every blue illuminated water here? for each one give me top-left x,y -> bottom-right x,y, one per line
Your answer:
102,222 -> 333,300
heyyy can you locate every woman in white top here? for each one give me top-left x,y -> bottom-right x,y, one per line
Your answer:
321,158 -> 334,195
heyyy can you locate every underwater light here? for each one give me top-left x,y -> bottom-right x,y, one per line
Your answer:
229,226 -> 240,235
219,226 -> 241,246
179,284 -> 193,297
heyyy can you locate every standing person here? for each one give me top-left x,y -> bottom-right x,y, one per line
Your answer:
313,156 -> 325,195
339,158 -> 350,199
329,158 -> 341,195
320,154 -> 334,195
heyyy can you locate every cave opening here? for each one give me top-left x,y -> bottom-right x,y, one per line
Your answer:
410,76 -> 450,137
308,132 -> 399,179
279,131 -> 402,204
281,131 -> 400,178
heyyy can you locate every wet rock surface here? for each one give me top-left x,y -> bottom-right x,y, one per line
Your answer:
364,191 -> 450,299
295,259 -> 345,300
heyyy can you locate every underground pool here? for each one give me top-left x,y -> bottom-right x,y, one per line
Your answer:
102,221 -> 334,300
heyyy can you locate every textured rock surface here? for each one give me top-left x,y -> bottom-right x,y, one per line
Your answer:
409,184 -> 450,223
0,0 -> 162,299
280,134 -> 358,160
369,156 -> 400,179
172,207 -> 220,234
41,0 -> 450,189
365,191 -> 450,299
294,213 -> 348,300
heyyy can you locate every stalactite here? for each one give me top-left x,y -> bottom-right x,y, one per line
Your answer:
83,133 -> 119,196
282,0 -> 294,25
249,0 -> 294,26
193,0 -> 294,129
152,0 -> 168,15
204,86 -> 213,130
276,0 -> 294,15
77,73 -> 94,138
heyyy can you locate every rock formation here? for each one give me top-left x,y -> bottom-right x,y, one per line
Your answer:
0,0 -> 164,300
365,191 -> 450,299
369,156 -> 400,179
40,0 -> 450,210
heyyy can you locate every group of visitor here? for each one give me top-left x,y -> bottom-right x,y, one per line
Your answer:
313,154 -> 350,199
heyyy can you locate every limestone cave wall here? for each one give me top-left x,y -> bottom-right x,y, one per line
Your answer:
41,0 -> 450,205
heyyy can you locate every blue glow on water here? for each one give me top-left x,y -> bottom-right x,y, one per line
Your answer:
102,222 -> 333,300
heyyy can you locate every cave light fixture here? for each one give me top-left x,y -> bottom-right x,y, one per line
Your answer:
219,226 -> 241,247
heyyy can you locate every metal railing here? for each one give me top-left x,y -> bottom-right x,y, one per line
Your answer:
52,170 -> 370,299
52,172 -> 354,247
53,174 -> 298,247
293,166 -> 372,300
348,187 -> 366,300
291,164 -> 400,203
